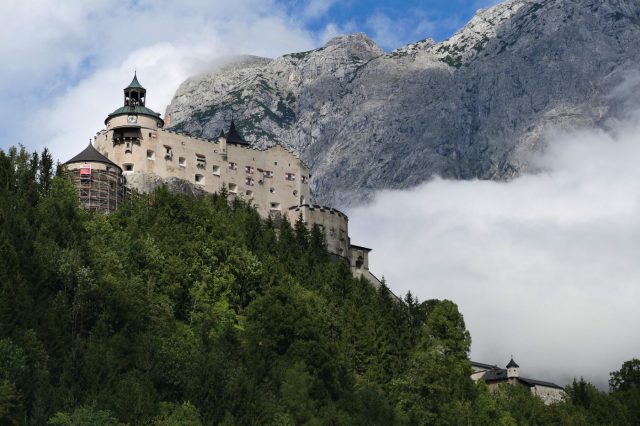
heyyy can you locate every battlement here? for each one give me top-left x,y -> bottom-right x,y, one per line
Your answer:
288,204 -> 348,221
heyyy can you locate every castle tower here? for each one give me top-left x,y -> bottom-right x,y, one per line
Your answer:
64,142 -> 124,213
96,73 -> 164,175
124,72 -> 146,106
506,357 -> 520,379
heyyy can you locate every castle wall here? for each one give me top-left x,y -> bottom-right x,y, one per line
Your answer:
286,204 -> 349,257
95,116 -> 310,220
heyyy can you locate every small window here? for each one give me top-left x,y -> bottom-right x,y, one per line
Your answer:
245,190 -> 253,197
301,176 -> 308,184
123,163 -> 134,172
228,162 -> 237,171
147,150 -> 155,160
196,156 -> 206,169
285,172 -> 295,181
245,177 -> 254,186
212,165 -> 220,176
245,165 -> 254,174
179,157 -> 186,167
269,187 -> 275,193
263,170 -> 273,178
228,183 -> 237,193
195,174 -> 205,185
164,146 -> 173,160
270,202 -> 280,210
293,190 -> 298,196
125,141 -> 132,154
274,161 -> 278,165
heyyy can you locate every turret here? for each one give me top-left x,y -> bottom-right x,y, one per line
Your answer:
64,142 -> 124,213
104,73 -> 163,128
506,357 -> 520,379
124,72 -> 146,106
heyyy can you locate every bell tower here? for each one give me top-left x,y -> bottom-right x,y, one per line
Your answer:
124,72 -> 146,107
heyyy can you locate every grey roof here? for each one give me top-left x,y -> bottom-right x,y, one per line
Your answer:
519,377 -> 564,390
65,143 -> 120,170
226,120 -> 249,146
106,105 -> 163,125
471,361 -> 500,370
483,369 -> 508,382
506,358 -> 520,368
125,73 -> 145,90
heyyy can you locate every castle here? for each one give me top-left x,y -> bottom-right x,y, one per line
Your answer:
65,74 -> 379,285
471,358 -> 565,404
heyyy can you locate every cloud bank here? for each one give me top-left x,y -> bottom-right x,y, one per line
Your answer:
348,111 -> 640,388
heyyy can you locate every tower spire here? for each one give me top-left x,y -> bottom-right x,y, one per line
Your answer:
124,73 -> 146,107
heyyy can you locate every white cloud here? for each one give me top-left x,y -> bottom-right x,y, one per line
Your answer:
348,110 -> 640,388
0,0 -> 317,162
301,0 -> 341,20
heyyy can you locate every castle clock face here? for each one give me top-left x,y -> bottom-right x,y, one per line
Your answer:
127,115 -> 137,123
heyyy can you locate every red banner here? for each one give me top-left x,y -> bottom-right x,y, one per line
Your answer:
80,166 -> 91,175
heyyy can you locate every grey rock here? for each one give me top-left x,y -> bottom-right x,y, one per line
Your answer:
125,171 -> 206,198
165,0 -> 640,208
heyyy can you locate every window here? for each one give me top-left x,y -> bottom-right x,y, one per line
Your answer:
245,177 -> 254,186
245,190 -> 253,197
245,165 -> 254,174
123,163 -> 134,172
263,170 -> 273,178
285,172 -> 296,181
269,187 -> 275,193
301,175 -> 308,184
212,165 -> 220,176
293,190 -> 298,196
274,161 -> 278,165
146,150 -> 155,160
125,141 -> 132,154
228,183 -> 237,193
228,162 -> 237,171
195,174 -> 205,185
164,146 -> 173,160
270,202 -> 281,210
179,157 -> 186,167
196,155 -> 206,169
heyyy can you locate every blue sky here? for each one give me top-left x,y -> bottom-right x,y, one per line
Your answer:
284,0 -> 496,48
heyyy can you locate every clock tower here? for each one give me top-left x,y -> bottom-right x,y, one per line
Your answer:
95,73 -> 164,174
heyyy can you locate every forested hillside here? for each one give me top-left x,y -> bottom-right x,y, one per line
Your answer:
1,146 -> 639,425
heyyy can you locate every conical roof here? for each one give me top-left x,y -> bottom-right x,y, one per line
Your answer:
65,142 -> 121,170
226,119 -> 249,146
506,357 -> 519,369
125,73 -> 145,90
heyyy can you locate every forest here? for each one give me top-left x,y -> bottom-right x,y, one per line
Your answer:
0,145 -> 639,425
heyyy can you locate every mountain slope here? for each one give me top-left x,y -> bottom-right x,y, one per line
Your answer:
165,0 -> 640,208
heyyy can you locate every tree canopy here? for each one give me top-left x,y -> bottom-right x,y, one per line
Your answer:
0,146 -> 638,425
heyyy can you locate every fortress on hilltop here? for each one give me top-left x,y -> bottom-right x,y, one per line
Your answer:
64,74 -> 379,285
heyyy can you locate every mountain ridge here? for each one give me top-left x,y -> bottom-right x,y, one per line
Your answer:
165,0 -> 640,208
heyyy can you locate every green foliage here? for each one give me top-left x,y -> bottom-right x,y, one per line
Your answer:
0,146 -> 639,424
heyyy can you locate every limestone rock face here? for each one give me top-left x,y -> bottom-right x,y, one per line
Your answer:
165,0 -> 640,208
125,171 -> 206,198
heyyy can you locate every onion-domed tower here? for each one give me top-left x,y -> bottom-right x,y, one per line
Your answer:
94,73 -> 164,175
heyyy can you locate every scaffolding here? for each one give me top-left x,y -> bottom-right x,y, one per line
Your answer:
71,167 -> 124,213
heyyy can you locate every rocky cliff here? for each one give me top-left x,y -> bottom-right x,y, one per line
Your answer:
165,0 -> 640,208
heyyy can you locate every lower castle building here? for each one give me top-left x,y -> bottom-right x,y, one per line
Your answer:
65,74 -> 379,284
471,358 -> 565,404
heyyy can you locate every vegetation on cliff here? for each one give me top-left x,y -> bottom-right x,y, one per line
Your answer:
0,146 -> 639,425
